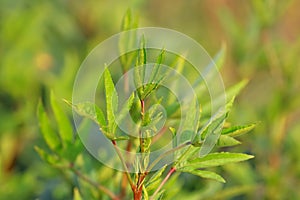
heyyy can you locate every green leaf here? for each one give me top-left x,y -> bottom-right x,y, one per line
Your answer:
64,100 -> 107,128
119,9 -> 138,71
35,146 -> 59,165
60,138 -> 83,162
116,92 -> 135,123
178,167 -> 225,183
143,185 -> 149,200
121,9 -> 137,31
179,97 -> 199,144
193,97 -> 235,155
226,79 -> 248,101
222,123 -> 257,137
50,91 -> 73,145
37,101 -> 61,151
134,35 -> 147,99
146,164 -> 168,188
73,188 -> 82,200
185,152 -> 254,168
148,49 -> 165,84
213,43 -> 226,69
217,135 -> 241,147
104,67 -> 118,135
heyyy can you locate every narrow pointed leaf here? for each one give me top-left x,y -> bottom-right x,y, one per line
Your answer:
146,164 -> 168,187
116,92 -> 135,123
185,152 -> 254,168
148,49 -> 165,83
37,101 -> 61,151
35,146 -> 59,165
134,36 -> 147,99
178,167 -> 225,183
73,188 -> 83,200
217,135 -> 241,147
104,68 -> 118,134
64,100 -> 106,126
50,91 -> 73,145
222,123 -> 257,137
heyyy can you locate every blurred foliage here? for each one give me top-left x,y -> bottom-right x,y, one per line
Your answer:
1,0 -> 300,199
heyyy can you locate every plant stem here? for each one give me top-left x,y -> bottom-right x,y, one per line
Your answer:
69,164 -> 119,200
111,140 -> 135,190
135,99 -> 146,200
150,167 -> 176,200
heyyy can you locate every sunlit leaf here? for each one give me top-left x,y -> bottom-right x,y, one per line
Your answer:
178,167 -> 225,183
217,135 -> 241,147
185,152 -> 254,168
104,67 -> 118,134
222,123 -> 257,137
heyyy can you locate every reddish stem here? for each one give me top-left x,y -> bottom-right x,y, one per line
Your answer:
150,167 -> 176,200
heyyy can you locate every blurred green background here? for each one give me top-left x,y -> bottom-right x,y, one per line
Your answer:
1,0 -> 300,199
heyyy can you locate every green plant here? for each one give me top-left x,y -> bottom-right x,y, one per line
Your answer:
36,10 -> 255,200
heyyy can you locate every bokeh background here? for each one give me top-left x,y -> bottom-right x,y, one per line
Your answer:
1,0 -> 300,199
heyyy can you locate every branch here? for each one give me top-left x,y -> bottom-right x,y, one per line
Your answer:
69,164 -> 119,200
112,140 -> 135,189
150,167 -> 176,200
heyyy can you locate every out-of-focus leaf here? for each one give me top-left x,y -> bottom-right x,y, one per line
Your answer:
178,167 -> 225,183
222,123 -> 257,137
226,79 -> 248,101
143,185 -> 149,200
217,135 -> 241,147
34,146 -> 58,165
37,101 -> 61,151
73,188 -> 82,200
184,152 -> 254,168
213,43 -> 226,69
50,91 -> 73,145
119,9 -> 138,71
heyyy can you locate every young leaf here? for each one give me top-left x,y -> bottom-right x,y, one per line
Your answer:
184,152 -> 254,168
116,92 -> 135,123
146,164 -> 168,188
34,146 -> 59,165
222,123 -> 257,137
37,101 -> 61,151
195,97 -> 235,156
178,167 -> 225,183
73,188 -> 83,200
134,35 -> 147,99
178,97 -> 199,144
217,135 -> 241,147
104,67 -> 118,134
64,100 -> 107,129
213,43 -> 226,69
148,49 -> 165,84
119,9 -> 138,71
50,91 -> 73,145
143,185 -> 149,200
226,79 -> 248,101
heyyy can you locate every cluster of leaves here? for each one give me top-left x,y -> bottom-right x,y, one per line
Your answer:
37,10 -> 256,200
